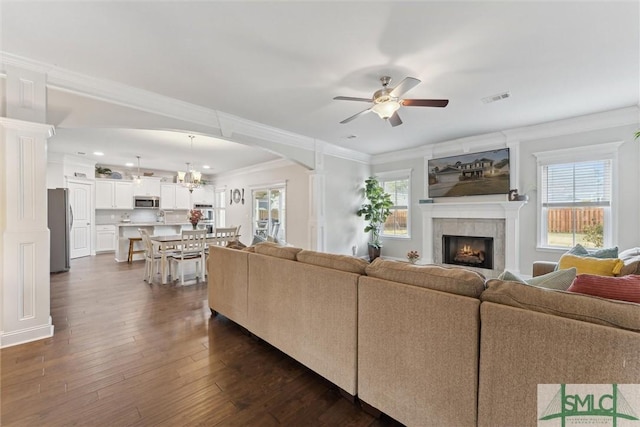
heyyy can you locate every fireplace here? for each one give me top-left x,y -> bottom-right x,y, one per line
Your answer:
443,235 -> 494,270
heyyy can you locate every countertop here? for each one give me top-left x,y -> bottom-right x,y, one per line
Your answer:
108,222 -> 192,227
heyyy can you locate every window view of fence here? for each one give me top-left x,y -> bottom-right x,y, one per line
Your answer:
381,177 -> 409,237
546,207 -> 604,248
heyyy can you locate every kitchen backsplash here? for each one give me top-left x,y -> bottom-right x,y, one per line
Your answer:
95,209 -> 188,225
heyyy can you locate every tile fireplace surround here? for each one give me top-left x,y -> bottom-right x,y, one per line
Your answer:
420,201 -> 527,277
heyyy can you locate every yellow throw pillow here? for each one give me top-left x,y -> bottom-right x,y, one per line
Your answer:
558,253 -> 624,276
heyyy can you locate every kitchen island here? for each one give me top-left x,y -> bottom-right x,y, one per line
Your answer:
114,222 -> 195,262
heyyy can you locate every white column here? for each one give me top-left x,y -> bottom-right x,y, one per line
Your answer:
1,63 -> 55,347
1,118 -> 55,347
307,141 -> 326,251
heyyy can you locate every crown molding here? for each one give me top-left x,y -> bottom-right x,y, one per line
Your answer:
502,105 -> 639,142
0,117 -> 55,137
212,158 -> 297,180
372,106 -> 639,165
322,140 -> 371,164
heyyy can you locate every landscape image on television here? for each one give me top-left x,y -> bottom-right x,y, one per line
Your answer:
427,148 -> 510,197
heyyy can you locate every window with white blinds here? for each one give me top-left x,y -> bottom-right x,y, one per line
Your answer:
540,159 -> 612,248
541,160 -> 612,208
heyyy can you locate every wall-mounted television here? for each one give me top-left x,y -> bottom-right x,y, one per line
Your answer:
427,148 -> 510,197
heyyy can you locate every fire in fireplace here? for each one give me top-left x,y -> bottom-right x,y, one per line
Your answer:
443,235 -> 494,269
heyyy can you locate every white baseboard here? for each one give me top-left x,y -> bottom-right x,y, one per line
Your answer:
0,319 -> 54,348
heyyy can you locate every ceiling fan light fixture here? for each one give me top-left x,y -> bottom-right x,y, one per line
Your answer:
372,100 -> 401,119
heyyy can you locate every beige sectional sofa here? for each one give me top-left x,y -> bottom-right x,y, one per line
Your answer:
208,243 -> 640,427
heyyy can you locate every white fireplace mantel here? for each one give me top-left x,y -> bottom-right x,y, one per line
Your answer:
420,201 -> 526,274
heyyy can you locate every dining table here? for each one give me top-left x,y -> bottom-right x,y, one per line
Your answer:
149,232 -> 237,284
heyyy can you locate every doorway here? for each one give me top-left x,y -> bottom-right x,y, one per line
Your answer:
67,179 -> 93,259
252,186 -> 285,242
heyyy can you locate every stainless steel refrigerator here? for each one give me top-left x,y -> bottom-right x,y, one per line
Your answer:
48,188 -> 71,273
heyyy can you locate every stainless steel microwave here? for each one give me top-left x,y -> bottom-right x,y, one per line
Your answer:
134,196 -> 160,209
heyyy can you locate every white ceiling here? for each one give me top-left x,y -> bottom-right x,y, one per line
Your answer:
2,1 -> 639,173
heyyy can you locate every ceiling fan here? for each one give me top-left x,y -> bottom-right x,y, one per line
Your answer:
333,76 -> 449,127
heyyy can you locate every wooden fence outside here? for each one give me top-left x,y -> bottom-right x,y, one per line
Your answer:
547,208 -> 604,233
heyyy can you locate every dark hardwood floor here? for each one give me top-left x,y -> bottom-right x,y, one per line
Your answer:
1,254 -> 402,426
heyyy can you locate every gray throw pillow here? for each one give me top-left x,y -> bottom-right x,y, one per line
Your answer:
498,268 -> 577,291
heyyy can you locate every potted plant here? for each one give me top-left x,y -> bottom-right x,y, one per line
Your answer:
95,166 -> 112,178
357,176 -> 393,261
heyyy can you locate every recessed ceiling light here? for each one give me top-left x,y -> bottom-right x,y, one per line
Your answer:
93,151 -> 104,156
202,165 -> 210,169
125,162 -> 134,167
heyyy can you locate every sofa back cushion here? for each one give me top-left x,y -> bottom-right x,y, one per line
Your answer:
482,279 -> 640,332
365,258 -> 485,298
296,250 -> 368,275
253,242 -> 302,260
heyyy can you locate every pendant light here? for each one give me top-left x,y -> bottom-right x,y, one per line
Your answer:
134,155 -> 142,184
178,135 -> 202,193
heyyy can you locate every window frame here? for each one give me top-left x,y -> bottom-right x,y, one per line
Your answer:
376,169 -> 412,239
533,142 -> 622,251
214,187 -> 226,228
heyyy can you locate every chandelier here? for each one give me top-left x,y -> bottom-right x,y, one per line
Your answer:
133,155 -> 142,184
177,135 -> 202,193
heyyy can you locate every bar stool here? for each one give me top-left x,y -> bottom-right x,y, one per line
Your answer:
127,237 -> 144,263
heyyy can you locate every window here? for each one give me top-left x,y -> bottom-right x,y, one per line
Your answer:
535,143 -> 620,249
214,189 -> 226,227
252,185 -> 286,241
379,171 -> 411,238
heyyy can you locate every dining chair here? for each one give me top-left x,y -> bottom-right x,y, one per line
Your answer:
138,228 -> 172,283
171,229 -> 207,286
211,226 -> 238,247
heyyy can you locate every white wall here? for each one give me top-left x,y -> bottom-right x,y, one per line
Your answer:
372,108 -> 640,273
518,123 -> 640,274
323,155 -> 371,256
213,160 -> 310,248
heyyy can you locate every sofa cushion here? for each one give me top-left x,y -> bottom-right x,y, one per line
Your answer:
557,253 -> 623,276
567,274 -> 640,304
567,243 -> 619,258
498,268 -> 577,291
365,258 -> 485,298
296,250 -> 368,275
482,279 -> 640,332
619,248 -> 640,276
253,242 -> 302,260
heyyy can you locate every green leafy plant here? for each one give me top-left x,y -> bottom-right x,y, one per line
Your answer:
356,177 -> 393,249
635,130 -> 640,140
95,166 -> 112,176
583,221 -> 604,248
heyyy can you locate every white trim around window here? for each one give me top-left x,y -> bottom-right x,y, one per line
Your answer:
532,141 -> 623,250
375,169 -> 412,239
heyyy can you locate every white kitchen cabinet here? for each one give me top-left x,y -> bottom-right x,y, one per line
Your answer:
95,225 -> 116,252
96,179 -> 134,209
190,185 -> 215,205
133,177 -> 162,197
160,184 -> 191,210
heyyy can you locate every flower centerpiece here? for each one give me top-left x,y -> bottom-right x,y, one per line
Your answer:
407,250 -> 420,264
188,209 -> 203,229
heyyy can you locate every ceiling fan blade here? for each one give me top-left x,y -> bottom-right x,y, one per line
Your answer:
389,111 -> 403,127
401,99 -> 449,108
333,96 -> 372,102
389,77 -> 421,98
340,108 -> 372,124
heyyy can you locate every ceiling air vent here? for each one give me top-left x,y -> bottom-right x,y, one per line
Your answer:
481,91 -> 511,104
